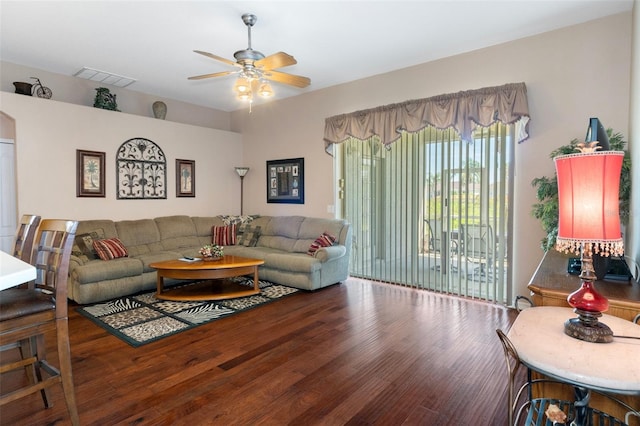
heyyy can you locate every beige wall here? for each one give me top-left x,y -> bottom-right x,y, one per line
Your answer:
0,92 -> 243,220
231,12 -> 633,299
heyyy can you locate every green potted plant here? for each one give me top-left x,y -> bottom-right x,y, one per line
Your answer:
531,129 -> 631,277
93,87 -> 120,111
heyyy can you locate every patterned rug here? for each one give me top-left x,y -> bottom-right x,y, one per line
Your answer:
77,278 -> 299,347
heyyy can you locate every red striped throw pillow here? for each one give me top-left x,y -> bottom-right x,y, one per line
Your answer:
212,224 -> 237,246
93,238 -> 128,260
307,232 -> 336,256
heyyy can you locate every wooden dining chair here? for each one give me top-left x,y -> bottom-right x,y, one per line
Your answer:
11,214 -> 41,264
0,219 -> 80,426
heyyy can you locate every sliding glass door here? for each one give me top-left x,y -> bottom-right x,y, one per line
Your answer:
337,124 -> 513,304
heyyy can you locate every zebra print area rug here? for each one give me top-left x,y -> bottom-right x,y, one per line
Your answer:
77,278 -> 300,347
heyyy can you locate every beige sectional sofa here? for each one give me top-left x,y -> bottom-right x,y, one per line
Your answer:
68,215 -> 352,304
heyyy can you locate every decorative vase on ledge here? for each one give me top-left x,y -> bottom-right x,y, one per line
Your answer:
152,101 -> 167,119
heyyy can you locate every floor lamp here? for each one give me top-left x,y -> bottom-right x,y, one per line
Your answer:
235,167 -> 249,215
554,143 -> 624,343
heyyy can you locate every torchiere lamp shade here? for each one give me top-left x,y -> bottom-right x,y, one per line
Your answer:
555,151 -> 624,257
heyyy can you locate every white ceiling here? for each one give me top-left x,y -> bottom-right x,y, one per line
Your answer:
0,1 -> 633,112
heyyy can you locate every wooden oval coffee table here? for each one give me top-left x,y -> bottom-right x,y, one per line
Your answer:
150,255 -> 264,301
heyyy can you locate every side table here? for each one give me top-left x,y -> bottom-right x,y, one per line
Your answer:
528,250 -> 640,321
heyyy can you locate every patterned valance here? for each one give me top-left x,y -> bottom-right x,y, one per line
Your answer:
324,82 -> 530,155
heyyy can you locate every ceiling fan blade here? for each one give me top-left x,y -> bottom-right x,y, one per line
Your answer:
264,70 -> 311,88
255,52 -> 297,70
188,70 -> 236,80
193,50 -> 240,68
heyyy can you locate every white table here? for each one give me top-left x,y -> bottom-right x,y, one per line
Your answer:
508,306 -> 640,424
508,306 -> 640,395
0,250 -> 36,290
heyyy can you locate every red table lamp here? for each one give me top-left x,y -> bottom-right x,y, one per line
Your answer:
554,142 -> 624,343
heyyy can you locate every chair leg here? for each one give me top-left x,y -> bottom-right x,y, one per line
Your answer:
32,334 -> 53,408
56,318 -> 80,426
16,338 -> 37,382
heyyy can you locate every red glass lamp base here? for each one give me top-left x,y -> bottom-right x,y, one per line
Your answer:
564,279 -> 613,343
567,280 -> 609,313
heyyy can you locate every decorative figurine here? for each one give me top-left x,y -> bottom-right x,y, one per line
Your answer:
94,87 -> 120,111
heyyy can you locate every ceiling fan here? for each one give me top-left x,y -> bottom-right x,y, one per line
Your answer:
188,13 -> 311,99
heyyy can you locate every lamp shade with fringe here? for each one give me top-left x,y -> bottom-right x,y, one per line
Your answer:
554,151 -> 624,257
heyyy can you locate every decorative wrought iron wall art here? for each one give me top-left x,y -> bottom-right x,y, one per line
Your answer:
116,138 -> 167,199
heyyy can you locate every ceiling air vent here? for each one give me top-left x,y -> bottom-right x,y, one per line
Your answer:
73,67 -> 136,88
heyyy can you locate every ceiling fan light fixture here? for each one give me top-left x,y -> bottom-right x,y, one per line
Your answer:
258,82 -> 273,98
235,77 -> 250,93
188,13 -> 310,111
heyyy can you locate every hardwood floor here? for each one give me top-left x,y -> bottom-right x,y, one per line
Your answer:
1,278 -> 518,425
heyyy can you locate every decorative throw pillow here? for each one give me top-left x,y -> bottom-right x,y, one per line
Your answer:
212,224 -> 237,246
93,238 -> 128,261
73,229 -> 105,259
307,232 -> 337,256
237,226 -> 261,247
219,215 -> 258,226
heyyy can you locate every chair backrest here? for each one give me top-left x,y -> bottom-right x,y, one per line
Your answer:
496,328 -> 521,426
462,224 -> 494,260
32,219 -> 78,317
11,214 -> 41,263
426,219 -> 442,252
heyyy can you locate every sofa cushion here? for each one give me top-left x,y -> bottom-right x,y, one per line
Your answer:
307,232 -> 336,256
264,252 -> 322,274
93,238 -> 128,260
212,224 -> 237,246
76,220 -> 119,239
237,225 -> 261,247
298,218 -> 347,240
258,235 -> 297,252
262,216 -> 304,239
155,215 -> 200,250
115,219 -> 161,256
192,216 -> 225,237
135,251 -> 183,272
71,257 -> 143,283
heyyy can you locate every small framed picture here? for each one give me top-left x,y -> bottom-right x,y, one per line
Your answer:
176,159 -> 195,197
76,150 -> 105,197
266,157 -> 304,204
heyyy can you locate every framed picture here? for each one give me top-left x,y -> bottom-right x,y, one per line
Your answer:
266,157 -> 304,204
176,159 -> 195,197
76,150 -> 105,197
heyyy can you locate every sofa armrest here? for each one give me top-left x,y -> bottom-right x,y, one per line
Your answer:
314,245 -> 346,262
69,254 -> 86,269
